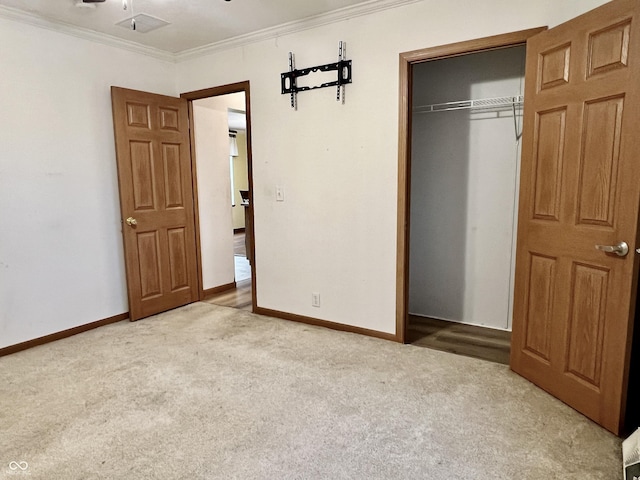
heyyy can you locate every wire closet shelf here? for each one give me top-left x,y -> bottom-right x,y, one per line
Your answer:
414,95 -> 524,114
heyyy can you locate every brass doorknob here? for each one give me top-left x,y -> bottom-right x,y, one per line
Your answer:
126,217 -> 138,226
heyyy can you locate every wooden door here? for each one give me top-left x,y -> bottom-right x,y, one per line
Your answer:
111,87 -> 199,321
511,0 -> 640,435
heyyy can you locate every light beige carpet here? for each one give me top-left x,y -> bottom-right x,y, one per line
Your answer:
0,303 -> 621,479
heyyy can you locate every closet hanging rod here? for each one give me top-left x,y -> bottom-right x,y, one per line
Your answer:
414,95 -> 524,114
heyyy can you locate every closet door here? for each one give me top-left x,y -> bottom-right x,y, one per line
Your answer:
511,0 -> 640,435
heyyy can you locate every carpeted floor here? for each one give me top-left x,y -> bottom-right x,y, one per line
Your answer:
0,303 -> 621,479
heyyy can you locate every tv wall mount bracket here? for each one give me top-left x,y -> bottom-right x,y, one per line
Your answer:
281,41 -> 352,109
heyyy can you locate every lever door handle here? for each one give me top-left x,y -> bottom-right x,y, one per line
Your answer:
126,217 -> 138,226
595,241 -> 628,257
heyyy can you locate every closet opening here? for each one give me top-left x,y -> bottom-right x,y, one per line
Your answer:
395,28 -> 546,362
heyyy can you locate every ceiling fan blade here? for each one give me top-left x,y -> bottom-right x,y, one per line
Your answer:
82,0 -> 106,3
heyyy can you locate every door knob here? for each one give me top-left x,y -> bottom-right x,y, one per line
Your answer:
595,241 -> 628,257
126,217 -> 138,226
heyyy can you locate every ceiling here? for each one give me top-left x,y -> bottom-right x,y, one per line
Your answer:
0,0 -> 406,55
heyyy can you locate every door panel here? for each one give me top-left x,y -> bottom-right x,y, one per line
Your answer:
162,143 -> 184,208
138,231 -> 162,299
159,107 -> 180,131
167,227 -> 189,292
565,263 -> 608,387
511,0 -> 640,435
524,253 -> 556,362
532,109 -> 566,220
587,21 -> 631,77
112,87 -> 198,320
130,141 -> 156,210
126,102 -> 150,128
577,97 -> 623,226
539,44 -> 571,89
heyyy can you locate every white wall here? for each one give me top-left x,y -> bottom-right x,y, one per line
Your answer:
192,99 -> 236,290
0,0 -> 609,349
409,46 -> 526,330
175,0 -> 608,334
0,18 -> 176,348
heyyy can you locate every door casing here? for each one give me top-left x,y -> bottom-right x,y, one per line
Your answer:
181,81 -> 257,310
395,27 -> 547,343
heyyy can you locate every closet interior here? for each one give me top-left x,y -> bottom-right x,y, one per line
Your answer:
407,45 -> 527,361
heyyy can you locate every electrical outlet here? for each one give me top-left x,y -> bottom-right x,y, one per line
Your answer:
276,186 -> 285,202
312,292 -> 321,307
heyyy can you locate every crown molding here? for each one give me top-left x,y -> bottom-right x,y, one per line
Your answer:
0,5 -> 175,63
0,0 -> 422,64
175,0 -> 422,62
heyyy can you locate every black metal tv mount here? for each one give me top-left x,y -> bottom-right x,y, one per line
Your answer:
280,41 -> 352,109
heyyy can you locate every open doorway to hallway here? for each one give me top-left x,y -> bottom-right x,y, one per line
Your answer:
225,119 -> 253,311
181,82 -> 255,312
228,117 -> 252,288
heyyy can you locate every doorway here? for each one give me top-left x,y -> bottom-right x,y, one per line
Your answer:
181,82 -> 256,311
407,45 -> 528,364
228,119 -> 252,288
396,28 -> 545,347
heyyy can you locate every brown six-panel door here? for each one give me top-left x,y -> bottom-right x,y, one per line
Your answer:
511,0 -> 640,435
111,87 -> 198,321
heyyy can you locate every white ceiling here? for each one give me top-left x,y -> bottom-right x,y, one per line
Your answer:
0,0 -> 412,55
